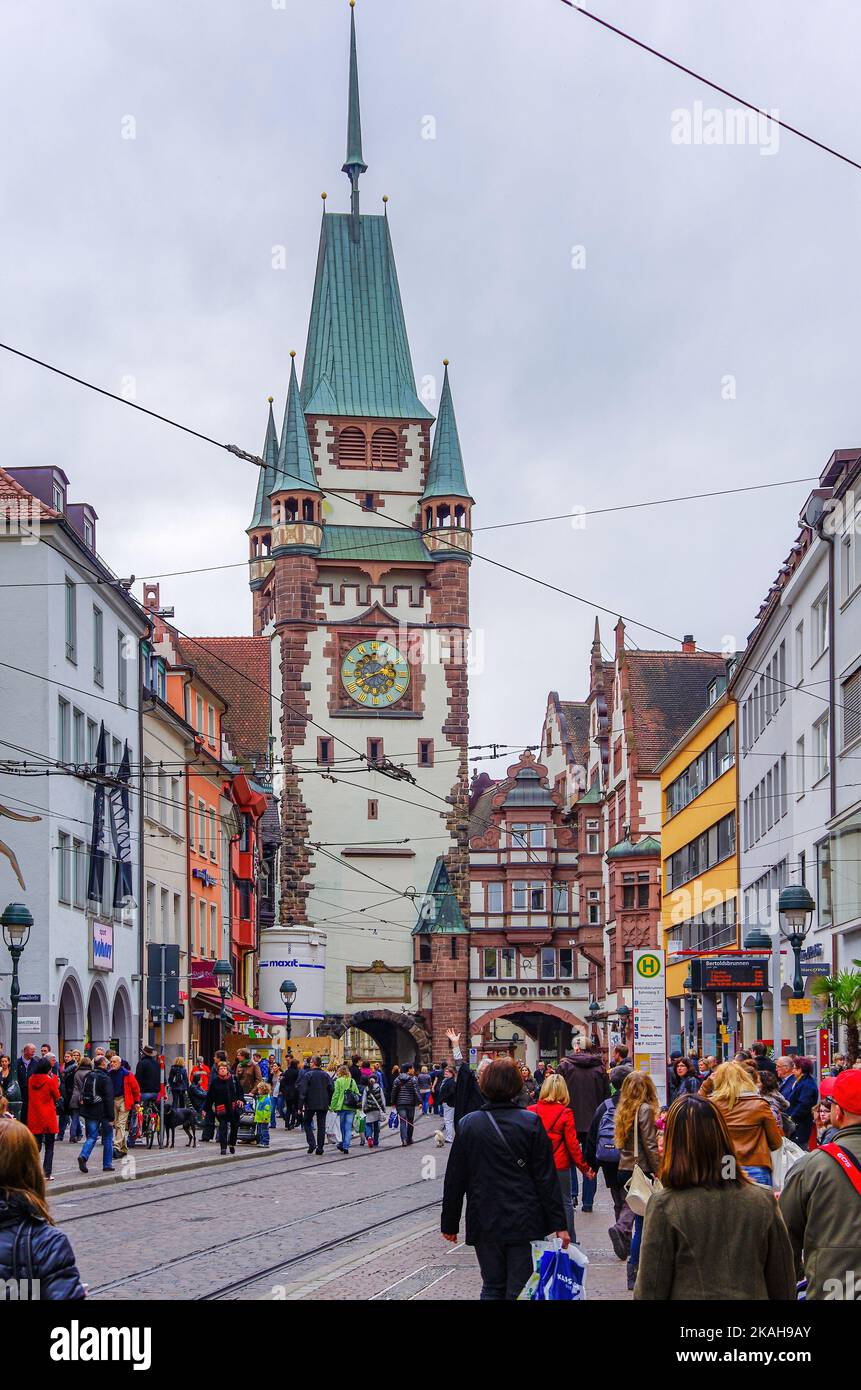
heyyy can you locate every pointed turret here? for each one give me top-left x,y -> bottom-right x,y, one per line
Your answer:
269,353 -> 323,558
421,361 -> 473,560
273,354 -> 321,496
247,398 -> 279,533
248,398 -> 279,623
342,1 -> 367,241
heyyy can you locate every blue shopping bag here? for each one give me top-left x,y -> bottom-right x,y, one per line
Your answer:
534,1244 -> 588,1301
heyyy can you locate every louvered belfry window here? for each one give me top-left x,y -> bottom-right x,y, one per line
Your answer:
371,427 -> 399,468
338,426 -> 367,465
843,668 -> 861,747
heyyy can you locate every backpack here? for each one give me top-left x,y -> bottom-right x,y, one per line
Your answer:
595,1099 -> 620,1163
82,1070 -> 100,1109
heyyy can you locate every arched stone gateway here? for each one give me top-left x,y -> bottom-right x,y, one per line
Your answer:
86,979 -> 111,1055
111,984 -> 133,1060
470,1002 -> 589,1067
57,974 -> 85,1055
321,1009 -> 432,1072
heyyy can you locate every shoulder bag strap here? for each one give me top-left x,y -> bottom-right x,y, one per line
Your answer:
634,1107 -> 639,1163
821,1143 -> 861,1197
483,1110 -> 527,1169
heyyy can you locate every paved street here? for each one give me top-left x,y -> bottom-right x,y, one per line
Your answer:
51,1112 -> 629,1301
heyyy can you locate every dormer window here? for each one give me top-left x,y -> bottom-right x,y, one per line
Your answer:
52,480 -> 65,512
83,518 -> 94,550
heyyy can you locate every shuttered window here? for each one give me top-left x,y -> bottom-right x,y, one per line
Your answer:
843,669 -> 861,747
338,426 -> 367,465
370,427 -> 399,468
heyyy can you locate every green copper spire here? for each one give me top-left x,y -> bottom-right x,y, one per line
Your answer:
342,1 -> 367,241
247,397 -> 279,531
422,362 -> 472,501
271,354 -> 321,495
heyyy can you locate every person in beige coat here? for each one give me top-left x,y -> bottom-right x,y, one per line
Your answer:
613,1071 -> 661,1290
707,1061 -> 783,1186
635,1093 -> 796,1300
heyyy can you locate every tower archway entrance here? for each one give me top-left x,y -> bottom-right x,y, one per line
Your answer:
470,1002 -> 587,1072
322,1008 -> 431,1078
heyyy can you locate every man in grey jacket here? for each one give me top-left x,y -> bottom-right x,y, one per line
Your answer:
779,1068 -> 861,1299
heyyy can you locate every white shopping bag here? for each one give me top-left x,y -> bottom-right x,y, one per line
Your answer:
772,1137 -> 806,1192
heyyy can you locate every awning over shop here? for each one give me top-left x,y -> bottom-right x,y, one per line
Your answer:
193,989 -> 283,1025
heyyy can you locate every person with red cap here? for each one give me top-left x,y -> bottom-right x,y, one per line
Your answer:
779,1068 -> 861,1299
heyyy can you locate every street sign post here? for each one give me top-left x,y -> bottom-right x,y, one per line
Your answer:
632,948 -> 667,1107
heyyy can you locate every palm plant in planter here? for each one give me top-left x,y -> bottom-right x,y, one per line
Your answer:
811,963 -> 861,1064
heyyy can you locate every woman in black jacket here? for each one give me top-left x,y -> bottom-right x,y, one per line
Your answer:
668,1059 -> 699,1103
441,1058 -> 568,1300
0,1118 -> 84,1299
281,1060 -> 300,1130
204,1063 -> 243,1155
168,1057 -> 189,1109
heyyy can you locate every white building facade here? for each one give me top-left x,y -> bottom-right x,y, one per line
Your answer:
0,465 -> 148,1060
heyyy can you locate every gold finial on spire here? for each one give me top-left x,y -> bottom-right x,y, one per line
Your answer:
321,191 -> 327,200
382,194 -> 388,203
290,350 -> 297,359
350,0 -> 356,8
443,358 -> 450,367
267,395 -> 274,403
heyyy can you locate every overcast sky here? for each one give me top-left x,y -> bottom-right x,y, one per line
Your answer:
2,0 -> 860,772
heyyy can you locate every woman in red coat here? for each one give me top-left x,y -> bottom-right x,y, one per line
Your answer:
530,1073 -> 595,1242
26,1058 -> 60,1179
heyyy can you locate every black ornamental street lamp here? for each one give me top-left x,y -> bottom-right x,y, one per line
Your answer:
778,885 -> 816,1055
280,979 -> 297,1041
213,958 -> 232,1051
2,902 -> 32,1117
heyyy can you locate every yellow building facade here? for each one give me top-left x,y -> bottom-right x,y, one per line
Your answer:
657,684 -> 739,1056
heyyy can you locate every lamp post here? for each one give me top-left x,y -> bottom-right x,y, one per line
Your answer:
617,1003 -> 630,1046
744,923 -> 771,1044
588,997 -> 600,1047
213,958 -> 232,1052
279,979 -> 297,1042
683,969 -> 696,1054
778,884 -> 815,1055
1,903 -> 32,1118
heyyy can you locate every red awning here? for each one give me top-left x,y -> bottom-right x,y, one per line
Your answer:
193,989 -> 283,1025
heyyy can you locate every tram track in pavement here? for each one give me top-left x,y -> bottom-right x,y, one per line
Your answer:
54,1134 -> 414,1225
196,1200 -> 444,1301
84,1180 -> 442,1298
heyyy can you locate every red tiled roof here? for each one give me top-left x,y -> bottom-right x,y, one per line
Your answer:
623,651 -> 727,774
182,636 -> 271,763
0,465 -> 60,523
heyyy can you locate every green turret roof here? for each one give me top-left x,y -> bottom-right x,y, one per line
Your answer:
247,399 -> 279,532
271,355 -> 321,495
302,212 -> 433,421
606,834 -> 661,861
422,362 -> 472,501
411,857 -> 468,935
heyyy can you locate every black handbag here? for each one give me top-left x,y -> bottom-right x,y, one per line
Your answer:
343,1087 -> 360,1110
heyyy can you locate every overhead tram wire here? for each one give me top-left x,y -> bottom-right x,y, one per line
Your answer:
557,2 -> 861,176
0,340 -> 825,651
2,345 -> 849,725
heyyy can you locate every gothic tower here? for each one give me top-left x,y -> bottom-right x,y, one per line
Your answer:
247,3 -> 473,1066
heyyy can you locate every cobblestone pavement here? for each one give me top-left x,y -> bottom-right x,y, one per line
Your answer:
50,1112 -> 630,1301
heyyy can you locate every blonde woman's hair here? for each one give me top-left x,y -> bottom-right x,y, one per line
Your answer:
709,1060 -> 759,1111
172,1055 -> 185,1069
336,1064 -> 351,1078
539,1074 -> 570,1105
614,1070 -> 659,1149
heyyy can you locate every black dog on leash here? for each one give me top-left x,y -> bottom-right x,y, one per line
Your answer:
162,1103 -> 198,1148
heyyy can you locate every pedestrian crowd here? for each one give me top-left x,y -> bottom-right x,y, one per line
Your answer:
440,1035 -> 861,1302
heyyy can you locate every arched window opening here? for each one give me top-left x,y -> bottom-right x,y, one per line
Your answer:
263,534 -> 271,556
338,426 -> 367,466
370,427 -> 399,468
436,503 -> 451,528
424,507 -> 433,530
302,497 -> 315,522
286,497 -> 299,521
454,504 -> 466,528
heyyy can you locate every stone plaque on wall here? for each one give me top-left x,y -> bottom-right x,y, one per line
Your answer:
347,960 -> 411,1004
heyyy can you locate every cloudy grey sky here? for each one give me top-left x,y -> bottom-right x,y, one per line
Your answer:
2,0 -> 860,768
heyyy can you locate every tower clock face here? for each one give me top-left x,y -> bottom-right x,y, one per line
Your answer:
340,640 -> 410,708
